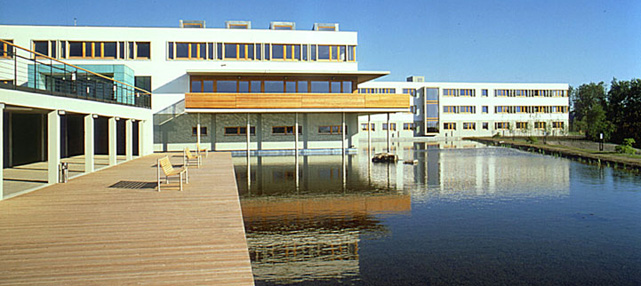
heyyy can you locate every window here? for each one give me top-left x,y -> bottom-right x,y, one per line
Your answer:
192,126 -> 208,136
463,122 -> 476,130
443,123 -> 456,130
482,89 -> 488,97
173,42 -> 206,59
382,123 -> 396,131
65,41 -> 130,59
224,126 -> 255,135
482,122 -> 489,130
403,123 -> 415,130
134,76 -> 152,92
1,40 -> 13,58
403,88 -> 416,96
229,24 -> 249,29
347,45 -> 355,61
535,122 -> 546,129
272,126 -> 302,135
33,41 -> 49,56
271,44 -> 298,60
318,125 -> 343,134
553,121 -> 564,129
495,122 -> 509,130
410,105 -> 417,114
361,123 -> 375,131
482,106 -> 488,113
224,43 -> 254,60
516,122 -> 528,129
317,45 -> 345,61
442,106 -> 476,114
135,42 -> 150,59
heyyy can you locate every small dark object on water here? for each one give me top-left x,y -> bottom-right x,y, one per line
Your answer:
372,153 -> 398,163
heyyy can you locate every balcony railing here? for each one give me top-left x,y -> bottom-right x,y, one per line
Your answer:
185,92 -> 410,110
0,39 -> 151,109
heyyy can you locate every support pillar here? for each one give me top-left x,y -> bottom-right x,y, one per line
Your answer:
84,114 -> 94,173
196,113 -> 201,149
48,110 -> 61,184
341,112 -> 346,191
386,113 -> 391,153
246,113 -> 251,191
0,103 -> 4,199
108,117 -> 117,166
367,114 -> 371,156
125,119 -> 133,161
138,120 -> 145,156
295,113 -> 299,191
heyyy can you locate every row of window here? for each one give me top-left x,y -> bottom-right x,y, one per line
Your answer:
495,89 -> 567,97
220,125 -> 342,135
442,106 -> 476,114
402,88 -> 417,96
167,42 -> 356,62
443,88 -> 476,97
358,88 -> 396,94
360,123 -> 415,131
190,78 -> 354,93
442,121 -> 565,130
494,106 -> 568,114
31,40 -> 151,59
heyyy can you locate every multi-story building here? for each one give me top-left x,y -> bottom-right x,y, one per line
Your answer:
0,21 -> 409,155
357,80 -> 569,140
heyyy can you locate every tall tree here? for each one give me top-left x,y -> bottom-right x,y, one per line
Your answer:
571,82 -> 612,140
608,78 -> 641,147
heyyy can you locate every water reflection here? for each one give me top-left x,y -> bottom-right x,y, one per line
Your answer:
235,141 -> 577,285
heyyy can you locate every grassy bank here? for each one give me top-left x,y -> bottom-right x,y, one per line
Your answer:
467,137 -> 641,172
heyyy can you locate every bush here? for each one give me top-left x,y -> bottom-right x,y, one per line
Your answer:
615,138 -> 636,154
526,136 -> 539,144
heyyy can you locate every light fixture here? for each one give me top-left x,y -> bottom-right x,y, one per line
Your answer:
92,114 -> 98,119
57,110 -> 66,115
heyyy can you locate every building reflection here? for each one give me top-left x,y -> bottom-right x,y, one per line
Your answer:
235,141 -> 570,283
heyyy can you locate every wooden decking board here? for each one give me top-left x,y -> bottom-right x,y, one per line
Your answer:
0,152 -> 254,285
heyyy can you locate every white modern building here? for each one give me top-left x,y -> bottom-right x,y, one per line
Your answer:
357,79 -> 569,140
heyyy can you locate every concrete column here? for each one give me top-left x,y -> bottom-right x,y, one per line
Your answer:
295,113 -> 299,191
138,120 -> 145,156
386,113 -> 391,153
108,117 -> 117,166
196,113 -> 201,149
84,115 -> 94,173
246,113 -> 251,191
341,112 -> 346,155
341,112 -> 346,191
0,103 -> 4,199
367,114 -> 371,156
125,119 -> 133,161
48,110 -> 61,184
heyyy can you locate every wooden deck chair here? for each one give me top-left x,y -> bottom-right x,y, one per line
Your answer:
184,147 -> 202,167
196,144 -> 208,158
157,156 -> 188,191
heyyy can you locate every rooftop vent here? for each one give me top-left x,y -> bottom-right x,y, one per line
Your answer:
313,23 -> 339,31
406,76 -> 425,83
226,21 -> 251,29
180,20 -> 205,28
270,21 -> 295,30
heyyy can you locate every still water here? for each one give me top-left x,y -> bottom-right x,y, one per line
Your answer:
233,142 -> 641,285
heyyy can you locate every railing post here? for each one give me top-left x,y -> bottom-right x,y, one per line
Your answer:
13,46 -> 17,89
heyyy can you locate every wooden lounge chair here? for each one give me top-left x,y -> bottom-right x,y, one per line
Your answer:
197,144 -> 208,158
184,147 -> 202,167
157,156 -> 188,191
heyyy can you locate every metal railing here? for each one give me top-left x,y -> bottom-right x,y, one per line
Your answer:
0,39 -> 151,109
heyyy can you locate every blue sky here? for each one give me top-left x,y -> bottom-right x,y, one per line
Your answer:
1,0 -> 639,87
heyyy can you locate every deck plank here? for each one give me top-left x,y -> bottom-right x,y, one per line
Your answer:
0,152 -> 254,285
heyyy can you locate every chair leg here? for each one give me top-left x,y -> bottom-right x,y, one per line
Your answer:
179,173 -> 183,191
157,160 -> 161,192
186,168 -> 189,184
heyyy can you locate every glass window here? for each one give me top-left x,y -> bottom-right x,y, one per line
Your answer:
342,81 -> 352,93
239,81 -> 249,93
93,42 -> 100,57
176,43 -> 188,58
217,80 -> 236,92
256,44 -> 262,60
207,43 -> 214,59
239,44 -> 245,59
203,80 -> 214,92
247,44 -> 254,59
311,44 -> 317,61
318,126 -> 331,134
134,76 -> 152,92
128,42 -> 134,59
168,42 -> 174,59
191,81 -> 202,92
330,81 -> 341,93
34,41 -> 48,56
85,42 -> 92,57
250,81 -> 261,93
224,43 -> 237,59
339,46 -> 346,61
264,81 -> 284,93
51,42 -> 57,58
136,42 -> 150,59
285,81 -> 297,93
294,45 -> 300,60
118,42 -> 124,59
318,45 -> 330,60
217,43 -> 223,60
302,45 -> 308,61
69,42 -> 82,57
348,46 -> 355,61
264,44 -> 270,60
298,81 -> 308,93
311,81 -> 329,93
272,44 -> 284,59
104,42 -> 116,58
198,43 -> 205,59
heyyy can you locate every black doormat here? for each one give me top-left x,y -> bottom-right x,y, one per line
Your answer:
109,181 -> 157,189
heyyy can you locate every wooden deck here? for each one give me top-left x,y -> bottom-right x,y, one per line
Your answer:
0,152 -> 254,285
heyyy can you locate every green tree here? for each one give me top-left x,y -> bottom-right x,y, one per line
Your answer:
571,82 -> 612,140
607,78 -> 641,147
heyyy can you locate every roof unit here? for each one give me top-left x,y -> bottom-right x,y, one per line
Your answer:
270,21 -> 295,30
225,21 -> 251,29
313,23 -> 339,31
406,76 -> 425,82
180,20 -> 205,28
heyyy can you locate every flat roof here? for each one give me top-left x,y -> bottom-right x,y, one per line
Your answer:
186,69 -> 389,84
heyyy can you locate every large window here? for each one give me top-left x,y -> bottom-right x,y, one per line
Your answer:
65,41 -> 131,59
224,126 -> 255,136
190,77 -> 355,93
443,123 -> 456,130
0,40 -> 13,58
271,44 -> 299,60
317,45 -> 343,61
224,43 -> 254,60
318,125 -> 343,134
272,126 -> 302,135
172,42 -> 206,59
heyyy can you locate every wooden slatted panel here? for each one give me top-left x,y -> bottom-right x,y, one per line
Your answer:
185,93 -> 410,110
0,153 -> 254,285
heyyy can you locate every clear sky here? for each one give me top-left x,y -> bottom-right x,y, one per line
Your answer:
1,0 -> 639,87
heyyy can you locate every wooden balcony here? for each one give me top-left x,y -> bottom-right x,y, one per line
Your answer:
185,92 -> 410,110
